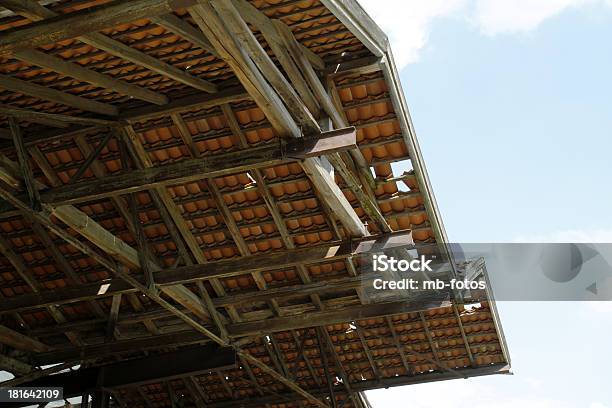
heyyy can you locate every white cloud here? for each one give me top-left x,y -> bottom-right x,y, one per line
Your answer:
357,0 -> 612,68
590,403 -> 610,408
358,0 -> 467,66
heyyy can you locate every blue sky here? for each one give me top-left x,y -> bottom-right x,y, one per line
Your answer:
361,0 -> 612,406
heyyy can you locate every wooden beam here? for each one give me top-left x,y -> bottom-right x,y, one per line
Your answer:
83,32 -> 218,93
211,0 -> 319,134
0,231 -> 414,315
0,325 -> 51,353
69,131 -> 114,184
122,86 -> 249,122
271,20 -> 387,232
0,104 -> 117,128
39,127 -> 357,205
227,297 -> 450,338
189,2 -> 367,237
105,294 -> 122,342
237,350 -> 329,408
0,74 -> 118,116
0,354 -> 32,376
230,0 -> 324,70
151,13 -> 218,57
208,364 -> 509,408
0,0 -> 198,57
49,205 -> 212,324
228,3 -> 383,233
0,0 -> 217,93
32,330 -> 211,366
14,49 -> 168,105
8,117 -> 40,211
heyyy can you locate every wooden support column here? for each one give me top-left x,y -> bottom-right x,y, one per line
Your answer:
7,118 -> 40,211
105,294 -> 122,342
271,20 -> 389,233
189,0 -> 367,238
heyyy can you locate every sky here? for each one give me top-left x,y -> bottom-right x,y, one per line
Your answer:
2,2 -> 611,407
358,0 -> 612,406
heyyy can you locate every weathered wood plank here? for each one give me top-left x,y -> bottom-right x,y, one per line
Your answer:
0,0 -> 199,57
0,104 -> 117,128
152,13 -> 218,57
1,0 -> 217,93
0,74 -> 118,116
189,2 -> 367,237
39,128 -> 356,206
7,118 -> 40,211
0,354 -> 32,375
14,49 -> 168,105
227,297 -> 450,338
0,325 -> 52,352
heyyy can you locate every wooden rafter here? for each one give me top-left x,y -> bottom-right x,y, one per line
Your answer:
151,13 -> 218,57
226,298 -> 449,338
0,0 -> 217,93
13,49 -> 169,105
7,118 -> 40,211
0,74 -> 118,117
0,105 -> 117,128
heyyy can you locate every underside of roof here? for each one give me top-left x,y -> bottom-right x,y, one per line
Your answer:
0,1 -> 510,407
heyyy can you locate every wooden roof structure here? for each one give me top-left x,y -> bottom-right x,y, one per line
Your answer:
0,1 -> 511,407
